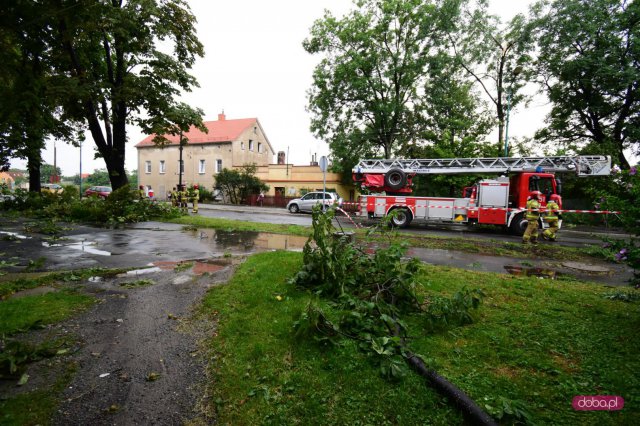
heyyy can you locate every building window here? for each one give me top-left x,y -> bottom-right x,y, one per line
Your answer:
216,159 -> 223,173
199,159 -> 206,174
178,160 -> 184,174
145,161 -> 151,174
241,141 -> 244,150
249,140 -> 254,151
258,142 -> 262,153
159,160 -> 166,174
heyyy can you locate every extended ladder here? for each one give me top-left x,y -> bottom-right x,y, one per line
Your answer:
353,155 -> 611,176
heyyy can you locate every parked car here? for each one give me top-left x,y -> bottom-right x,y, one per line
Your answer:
41,183 -> 63,194
286,191 -> 343,213
84,186 -> 112,199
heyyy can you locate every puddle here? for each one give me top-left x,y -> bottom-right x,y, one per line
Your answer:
43,240 -> 112,256
118,267 -> 162,277
504,265 -> 563,279
0,231 -> 30,240
191,229 -> 308,252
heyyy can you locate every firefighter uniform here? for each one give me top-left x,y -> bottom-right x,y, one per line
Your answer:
179,186 -> 188,212
542,196 -> 560,241
191,185 -> 200,214
523,193 -> 541,244
169,187 -> 178,207
139,185 -> 145,200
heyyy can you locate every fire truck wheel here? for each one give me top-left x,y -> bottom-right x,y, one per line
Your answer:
389,208 -> 412,228
384,168 -> 407,190
509,214 -> 528,235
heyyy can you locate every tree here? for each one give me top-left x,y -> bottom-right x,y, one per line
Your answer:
214,164 -> 269,205
450,1 -> 535,150
533,0 -> 640,169
5,0 -> 206,191
0,1 -> 81,191
85,169 -> 112,186
304,0 -> 462,174
40,164 -> 62,184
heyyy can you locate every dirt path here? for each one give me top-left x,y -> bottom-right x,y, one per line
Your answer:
49,259 -> 235,425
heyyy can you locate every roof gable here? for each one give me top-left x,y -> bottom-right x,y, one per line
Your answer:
135,117 -> 257,147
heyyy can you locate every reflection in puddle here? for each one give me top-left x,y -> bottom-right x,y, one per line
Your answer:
119,267 -> 162,276
0,231 -> 30,240
43,240 -> 112,256
190,229 -> 308,252
504,265 -> 562,279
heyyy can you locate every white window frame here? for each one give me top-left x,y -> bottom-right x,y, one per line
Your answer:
241,141 -> 245,150
216,159 -> 223,173
145,161 -> 151,174
198,159 -> 206,174
159,160 -> 166,174
249,140 -> 254,151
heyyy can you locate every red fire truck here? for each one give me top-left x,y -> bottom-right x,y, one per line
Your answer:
352,156 -> 612,234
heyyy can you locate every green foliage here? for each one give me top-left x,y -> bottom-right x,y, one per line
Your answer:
214,164 -> 269,204
290,205 -> 483,379
304,0 -> 468,173
0,185 -> 183,225
84,169 -> 112,186
0,339 -> 70,379
532,0 -> 640,168
39,164 -> 62,183
591,168 -> 640,285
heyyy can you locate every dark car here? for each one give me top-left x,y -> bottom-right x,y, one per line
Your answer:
84,186 -> 112,199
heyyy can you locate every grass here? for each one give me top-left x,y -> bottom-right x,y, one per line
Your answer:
167,215 -> 312,237
0,361 -> 77,425
201,251 -> 640,425
0,290 -> 94,336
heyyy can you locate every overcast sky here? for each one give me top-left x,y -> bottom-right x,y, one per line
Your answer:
11,0 -> 544,176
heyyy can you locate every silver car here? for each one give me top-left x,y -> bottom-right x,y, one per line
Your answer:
286,191 -> 343,213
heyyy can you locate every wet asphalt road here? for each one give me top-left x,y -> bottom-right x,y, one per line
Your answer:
195,203 -> 629,249
0,206 -> 633,286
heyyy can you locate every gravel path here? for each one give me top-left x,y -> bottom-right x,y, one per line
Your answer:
49,260 -> 235,425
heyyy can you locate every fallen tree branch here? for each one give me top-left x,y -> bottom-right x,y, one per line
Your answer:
404,351 -> 497,426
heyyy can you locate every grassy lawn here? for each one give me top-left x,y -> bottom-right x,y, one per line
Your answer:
0,272 -> 98,425
201,251 -> 640,425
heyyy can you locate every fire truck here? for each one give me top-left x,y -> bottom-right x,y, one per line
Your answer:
352,155 -> 612,234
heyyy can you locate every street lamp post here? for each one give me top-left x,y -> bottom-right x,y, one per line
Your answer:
178,130 -> 184,189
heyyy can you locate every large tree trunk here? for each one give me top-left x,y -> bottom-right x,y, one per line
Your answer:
27,155 -> 42,192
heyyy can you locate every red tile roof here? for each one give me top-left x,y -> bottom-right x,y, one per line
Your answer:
135,117 -> 258,147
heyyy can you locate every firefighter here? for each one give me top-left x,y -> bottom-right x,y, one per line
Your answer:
542,194 -> 561,241
139,185 -> 145,200
180,185 -> 188,212
169,187 -> 178,207
523,191 -> 542,244
191,184 -> 200,214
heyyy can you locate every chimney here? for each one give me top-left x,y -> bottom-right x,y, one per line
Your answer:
277,151 -> 286,165
218,112 -> 226,121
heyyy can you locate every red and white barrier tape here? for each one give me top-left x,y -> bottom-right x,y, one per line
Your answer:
338,201 -> 619,215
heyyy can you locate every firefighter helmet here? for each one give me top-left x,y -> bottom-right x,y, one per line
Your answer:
139,185 -> 144,189
193,184 -> 199,189
549,194 -> 561,202
529,190 -> 542,199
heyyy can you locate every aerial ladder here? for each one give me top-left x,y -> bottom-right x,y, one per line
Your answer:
353,155 -> 612,192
